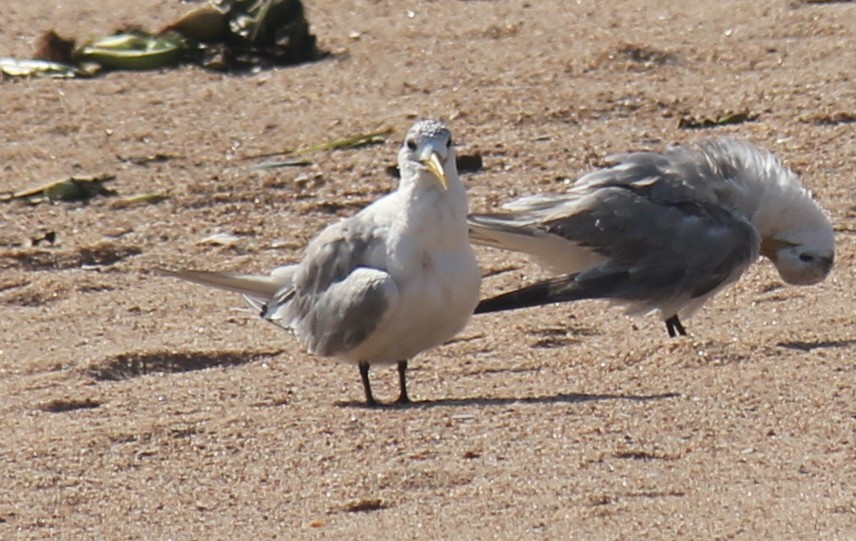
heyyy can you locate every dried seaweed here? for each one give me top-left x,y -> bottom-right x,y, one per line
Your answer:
246,129 -> 392,162
678,110 -> 759,129
2,174 -> 116,204
3,0 -> 321,78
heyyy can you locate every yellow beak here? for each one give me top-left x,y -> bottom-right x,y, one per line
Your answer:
760,237 -> 798,261
420,151 -> 448,190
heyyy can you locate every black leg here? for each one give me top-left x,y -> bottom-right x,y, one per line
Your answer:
395,360 -> 410,405
358,362 -> 377,407
665,315 -> 687,338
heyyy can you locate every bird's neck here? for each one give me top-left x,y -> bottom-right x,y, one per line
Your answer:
751,184 -> 814,241
401,169 -> 467,207
736,166 -> 816,241
712,148 -> 812,241
395,170 -> 469,235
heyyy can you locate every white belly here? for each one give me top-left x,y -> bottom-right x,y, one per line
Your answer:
341,245 -> 481,365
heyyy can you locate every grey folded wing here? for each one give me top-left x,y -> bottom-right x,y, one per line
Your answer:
502,140 -> 751,220
477,185 -> 760,316
263,219 -> 399,357
474,139 -> 765,316
469,146 -> 723,254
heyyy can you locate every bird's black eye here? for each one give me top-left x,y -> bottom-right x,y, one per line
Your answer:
446,137 -> 453,148
798,254 -> 814,263
406,139 -> 417,151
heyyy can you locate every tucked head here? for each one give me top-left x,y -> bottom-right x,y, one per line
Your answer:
398,119 -> 455,189
706,137 -> 836,286
761,216 -> 835,285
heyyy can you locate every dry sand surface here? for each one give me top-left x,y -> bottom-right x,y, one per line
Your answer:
2,0 -> 855,539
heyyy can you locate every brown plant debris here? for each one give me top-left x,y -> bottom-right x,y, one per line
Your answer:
678,110 -> 759,129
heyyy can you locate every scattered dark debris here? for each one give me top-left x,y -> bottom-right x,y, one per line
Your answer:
343,498 -> 387,513
0,241 -> 142,271
76,281 -> 115,294
108,193 -> 171,209
678,110 -> 759,129
532,336 -> 581,349
86,349 -> 283,381
75,242 -> 142,267
620,489 -> 686,499
456,153 -> 484,174
588,494 -> 614,506
35,30 -> 76,65
0,242 -> 141,271
252,158 -> 314,170
590,44 -> 678,71
602,94 -> 647,116
483,22 -> 523,40
462,450 -> 481,459
1,174 -> 116,204
170,426 -> 203,439
615,44 -> 678,66
264,172 -> 324,191
117,153 -> 181,165
589,489 -> 684,506
386,153 -> 484,179
613,450 -> 681,461
802,112 -> 856,126
31,231 -> 57,247
40,397 -> 101,413
108,431 -> 151,445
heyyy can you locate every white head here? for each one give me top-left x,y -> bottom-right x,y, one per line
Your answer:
701,137 -> 836,286
761,220 -> 835,285
753,165 -> 835,285
397,119 -> 457,191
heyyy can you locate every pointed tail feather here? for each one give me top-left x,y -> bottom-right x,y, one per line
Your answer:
468,214 -> 540,251
475,270 -> 629,314
475,275 -> 584,314
469,214 -> 607,275
156,268 -> 293,300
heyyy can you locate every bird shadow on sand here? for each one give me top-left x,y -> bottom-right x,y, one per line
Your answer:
86,349 -> 285,381
336,391 -> 680,410
777,339 -> 856,352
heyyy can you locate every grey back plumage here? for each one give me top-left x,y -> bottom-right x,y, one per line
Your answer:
470,138 -> 817,320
